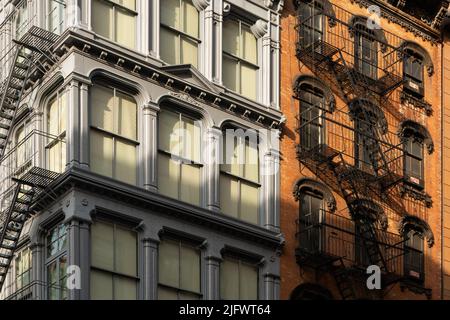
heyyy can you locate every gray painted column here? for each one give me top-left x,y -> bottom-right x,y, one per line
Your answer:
263,148 -> 281,232
30,242 -> 44,300
79,82 -> 90,169
66,218 -> 91,300
67,80 -> 80,168
150,0 -> 160,58
194,0 -> 213,79
206,127 -> 221,212
205,256 -> 221,300
143,238 -> 159,300
143,104 -> 159,192
212,0 -> 225,84
260,33 -> 271,106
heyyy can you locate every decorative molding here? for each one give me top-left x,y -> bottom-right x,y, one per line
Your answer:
400,91 -> 432,116
399,279 -> 432,299
223,2 -> 231,15
399,41 -> 434,76
399,184 -> 433,208
348,198 -> 388,230
348,98 -> 388,134
293,75 -> 336,112
251,19 -> 269,39
398,215 -> 434,247
192,0 -> 211,11
293,178 -> 337,212
349,0 -> 442,44
398,120 -> 434,154
168,91 -> 201,107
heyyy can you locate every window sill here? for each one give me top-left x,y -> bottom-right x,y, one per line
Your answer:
400,90 -> 432,116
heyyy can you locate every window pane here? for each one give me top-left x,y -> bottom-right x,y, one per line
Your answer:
240,63 -> 257,100
48,98 -> 58,136
161,0 -> 181,29
115,139 -> 137,185
91,222 -> 114,271
180,164 -> 200,206
183,118 -> 201,162
181,37 -> 198,68
90,131 -> 114,178
91,86 -> 114,133
158,286 -> 178,300
158,153 -> 180,199
223,20 -> 240,55
92,0 -> 113,39
116,92 -> 137,140
115,227 -> 137,276
161,27 -> 180,65
240,263 -> 258,300
242,25 -> 257,64
60,92 -> 67,133
183,0 -> 199,37
180,245 -> 200,293
220,259 -> 239,299
179,291 -> 201,300
159,241 -> 180,288
115,8 -> 136,48
159,110 -> 181,154
114,276 -> 137,300
49,141 -> 65,173
90,270 -> 113,300
240,182 -> 259,224
244,140 -> 259,182
220,175 -> 239,218
223,55 -> 239,92
115,0 -> 136,11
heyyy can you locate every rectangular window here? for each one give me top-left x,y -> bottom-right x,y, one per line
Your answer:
403,52 -> 424,96
158,109 -> 202,206
47,91 -> 67,173
355,118 -> 375,174
15,248 -> 31,291
299,2 -> 323,50
220,258 -> 258,300
90,221 -> 138,300
90,85 -> 138,185
220,131 -> 259,224
160,0 -> 200,67
404,231 -> 424,282
404,138 -> 423,186
299,193 -> 323,253
223,18 -> 258,100
158,239 -> 201,300
299,90 -> 324,150
15,1 -> 28,40
46,223 -> 68,300
47,0 -> 65,35
91,0 -> 137,49
355,29 -> 378,79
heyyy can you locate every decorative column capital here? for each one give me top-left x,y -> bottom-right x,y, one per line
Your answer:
251,19 -> 269,39
192,0 -> 211,11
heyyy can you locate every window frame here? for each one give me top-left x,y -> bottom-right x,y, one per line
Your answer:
157,238 -> 202,300
298,1 -> 325,49
220,256 -> 259,300
403,49 -> 425,96
91,0 -> 138,48
15,0 -> 28,40
222,15 -> 260,100
90,219 -> 140,300
159,0 -> 201,67
157,108 -> 204,205
299,85 -> 326,151
219,127 -> 261,224
46,89 -> 67,174
404,230 -> 425,282
46,0 -> 66,35
403,136 -> 424,188
15,247 -> 32,292
299,190 -> 324,253
89,84 -> 139,184
354,24 -> 378,80
45,223 -> 68,300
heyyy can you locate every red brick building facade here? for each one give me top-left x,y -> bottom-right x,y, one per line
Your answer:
280,0 -> 448,300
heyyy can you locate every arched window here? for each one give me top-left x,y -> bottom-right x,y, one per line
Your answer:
298,1 -> 324,50
403,49 -> 424,96
299,189 -> 323,253
353,22 -> 378,79
89,85 -> 138,185
299,84 -> 325,151
220,126 -> 259,224
47,90 -> 67,173
160,0 -> 200,68
158,108 -> 202,206
404,229 -> 424,282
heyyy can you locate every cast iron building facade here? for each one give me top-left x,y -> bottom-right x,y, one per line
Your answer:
280,0 -> 448,300
0,0 -> 285,300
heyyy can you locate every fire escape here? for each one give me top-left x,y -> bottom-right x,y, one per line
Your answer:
0,26 -> 62,292
294,1 -> 422,299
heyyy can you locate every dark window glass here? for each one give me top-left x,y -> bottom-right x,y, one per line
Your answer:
404,137 -> 423,184
299,2 -> 324,50
404,230 -> 424,281
404,51 -> 424,83
299,192 -> 323,253
300,88 -> 325,150
354,25 -> 378,79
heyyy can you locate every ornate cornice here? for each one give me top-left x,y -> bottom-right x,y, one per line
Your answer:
349,0 -> 442,44
400,91 -> 432,116
399,184 -> 433,208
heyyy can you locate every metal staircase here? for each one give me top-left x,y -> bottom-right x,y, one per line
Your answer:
0,168 -> 60,291
331,258 -> 356,300
0,26 -> 60,160
0,26 -> 61,292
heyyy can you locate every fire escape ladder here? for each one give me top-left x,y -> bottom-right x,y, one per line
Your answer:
0,168 -> 61,292
0,26 -> 60,161
330,258 -> 356,300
